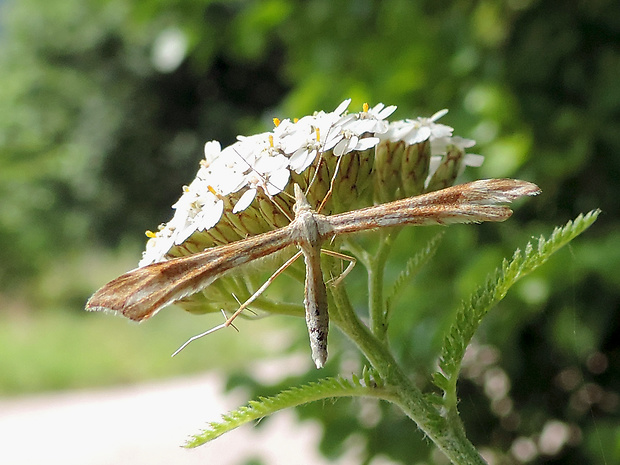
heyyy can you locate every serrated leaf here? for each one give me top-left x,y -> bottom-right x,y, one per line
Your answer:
385,231 -> 444,315
362,366 -> 372,388
432,372 -> 450,391
435,210 -> 600,393
186,374 -> 395,447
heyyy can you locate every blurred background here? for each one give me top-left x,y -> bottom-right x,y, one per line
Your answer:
0,0 -> 618,464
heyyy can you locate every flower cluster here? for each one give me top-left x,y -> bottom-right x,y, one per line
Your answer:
140,100 -> 483,266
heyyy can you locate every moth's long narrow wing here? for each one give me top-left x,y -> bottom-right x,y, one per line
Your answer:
326,179 -> 540,236
86,226 -> 293,321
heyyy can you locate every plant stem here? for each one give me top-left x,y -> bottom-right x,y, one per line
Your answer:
330,273 -> 486,465
367,229 -> 399,341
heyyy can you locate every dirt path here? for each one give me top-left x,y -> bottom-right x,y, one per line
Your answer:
0,374 -> 358,465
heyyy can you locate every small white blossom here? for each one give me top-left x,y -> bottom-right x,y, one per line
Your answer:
333,132 -> 380,156
140,100 -> 484,265
345,102 -> 396,135
426,135 -> 485,186
431,135 -> 476,155
381,108 -> 453,145
365,102 -> 398,120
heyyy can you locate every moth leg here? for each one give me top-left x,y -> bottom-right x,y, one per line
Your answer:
172,250 -> 303,356
321,248 -> 356,286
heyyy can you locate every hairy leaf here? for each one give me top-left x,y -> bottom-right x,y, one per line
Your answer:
187,370 -> 391,447
435,210 -> 600,395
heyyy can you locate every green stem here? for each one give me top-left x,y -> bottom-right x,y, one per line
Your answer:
393,393 -> 487,465
330,271 -> 486,465
368,229 -> 399,341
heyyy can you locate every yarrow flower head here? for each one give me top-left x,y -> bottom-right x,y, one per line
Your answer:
140,100 -> 484,270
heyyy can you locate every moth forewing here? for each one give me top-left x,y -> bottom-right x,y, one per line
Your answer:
324,179 -> 541,236
86,225 -> 293,321
86,178 -> 540,368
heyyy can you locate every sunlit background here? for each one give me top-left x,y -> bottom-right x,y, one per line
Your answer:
1,1 -> 618,464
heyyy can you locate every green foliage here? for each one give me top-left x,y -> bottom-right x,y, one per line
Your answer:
188,212 -> 597,465
188,368 -> 390,447
1,0 -> 617,463
436,210 -> 600,397
385,231 -> 445,318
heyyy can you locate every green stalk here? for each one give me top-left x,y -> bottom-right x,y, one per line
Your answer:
330,258 -> 486,465
367,229 -> 395,341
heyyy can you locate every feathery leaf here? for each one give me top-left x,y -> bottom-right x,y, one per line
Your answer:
435,210 -> 600,394
385,231 -> 445,316
186,372 -> 392,447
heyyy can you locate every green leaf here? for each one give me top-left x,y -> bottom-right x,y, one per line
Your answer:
385,231 -> 445,316
186,372 -> 393,448
435,210 -> 600,396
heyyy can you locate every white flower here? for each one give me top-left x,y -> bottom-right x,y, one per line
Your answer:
325,102 -> 395,156
201,143 -> 248,196
381,108 -> 453,145
345,102 -> 397,135
282,123 -> 323,173
426,135 -> 485,186
232,152 -> 291,213
280,99 -> 353,172
139,176 -> 225,265
364,102 -> 398,120
332,131 -> 380,156
431,135 -> 476,155
140,101 -> 483,265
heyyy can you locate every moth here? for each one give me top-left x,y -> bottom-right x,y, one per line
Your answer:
86,179 -> 540,368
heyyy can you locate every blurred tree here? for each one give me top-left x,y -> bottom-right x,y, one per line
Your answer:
0,0 -> 618,463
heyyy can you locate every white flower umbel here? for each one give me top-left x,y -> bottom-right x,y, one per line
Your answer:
140,101 -> 483,266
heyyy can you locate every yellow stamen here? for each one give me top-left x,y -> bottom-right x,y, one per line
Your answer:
269,134 -> 274,147
316,127 -> 321,142
363,102 -> 369,112
207,185 -> 219,196
183,185 -> 190,193
273,117 -> 280,127
293,118 -> 299,123
145,230 -> 157,238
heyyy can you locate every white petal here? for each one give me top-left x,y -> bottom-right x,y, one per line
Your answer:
290,148 -> 317,173
356,136 -> 380,151
333,99 -> 352,115
255,153 -> 289,174
464,153 -> 485,167
426,156 -> 443,185
451,136 -> 477,149
333,137 -> 353,156
405,126 -> 431,145
377,105 -> 397,119
195,198 -> 224,231
203,140 -> 222,164
210,165 -> 247,195
336,114 -> 356,127
233,188 -> 257,213
430,123 -> 454,139
322,129 -> 344,151
265,169 -> 290,195
381,121 -> 413,141
344,118 -> 377,134
174,220 -> 198,246
139,233 -> 176,266
430,109 -> 449,121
